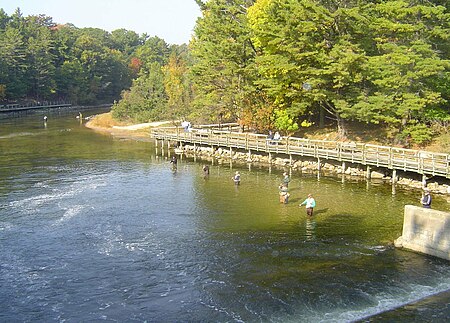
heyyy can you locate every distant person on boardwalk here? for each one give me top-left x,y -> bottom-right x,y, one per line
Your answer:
202,165 -> 210,176
232,171 -> 241,185
181,120 -> 191,132
273,131 -> 281,141
421,189 -> 432,208
282,172 -> 290,187
279,184 -> 290,204
300,194 -> 316,216
267,130 -> 274,144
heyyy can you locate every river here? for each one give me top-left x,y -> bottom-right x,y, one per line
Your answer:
0,107 -> 449,322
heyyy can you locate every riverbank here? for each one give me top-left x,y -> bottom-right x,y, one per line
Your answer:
84,112 -> 173,140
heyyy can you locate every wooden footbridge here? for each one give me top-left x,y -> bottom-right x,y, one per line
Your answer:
150,126 -> 450,179
0,102 -> 72,113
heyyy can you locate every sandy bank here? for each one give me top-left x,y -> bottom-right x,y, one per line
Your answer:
84,112 -> 174,139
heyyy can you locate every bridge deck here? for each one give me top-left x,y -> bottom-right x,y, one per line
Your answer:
0,103 -> 72,113
150,127 -> 450,179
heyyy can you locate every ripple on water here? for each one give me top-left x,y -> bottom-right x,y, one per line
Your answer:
1,113 -> 450,322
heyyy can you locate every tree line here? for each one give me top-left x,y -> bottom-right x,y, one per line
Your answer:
2,1 -> 450,146
0,8 -> 184,107
188,0 -> 450,145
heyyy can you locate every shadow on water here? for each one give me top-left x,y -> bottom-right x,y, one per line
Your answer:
313,208 -> 328,215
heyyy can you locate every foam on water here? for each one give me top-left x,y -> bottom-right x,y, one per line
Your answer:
295,282 -> 450,323
8,172 -> 108,214
53,205 -> 85,225
0,132 -> 38,139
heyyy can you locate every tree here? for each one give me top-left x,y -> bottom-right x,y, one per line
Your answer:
349,1 -> 450,143
0,25 -> 28,99
162,47 -> 193,122
112,62 -> 167,122
190,0 -> 258,124
248,0 -> 450,140
25,15 -> 57,100
110,28 -> 142,57
133,36 -> 170,68
248,0 -> 359,136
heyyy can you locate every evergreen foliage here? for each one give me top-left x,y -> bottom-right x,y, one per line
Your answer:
2,2 -> 450,146
0,9 -> 141,104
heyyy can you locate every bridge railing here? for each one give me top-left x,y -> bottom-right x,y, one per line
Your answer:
0,101 -> 72,112
150,127 -> 450,178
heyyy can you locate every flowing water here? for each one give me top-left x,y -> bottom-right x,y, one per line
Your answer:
0,108 -> 449,322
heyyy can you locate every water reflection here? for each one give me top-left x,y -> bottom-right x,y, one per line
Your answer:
305,218 -> 316,241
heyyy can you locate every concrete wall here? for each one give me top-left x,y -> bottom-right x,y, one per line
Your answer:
395,205 -> 450,261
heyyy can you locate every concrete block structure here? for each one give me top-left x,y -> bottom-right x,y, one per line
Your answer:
395,205 -> 450,261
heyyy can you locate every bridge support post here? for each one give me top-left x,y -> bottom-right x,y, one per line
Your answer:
422,175 -> 427,188
392,169 -> 397,184
366,166 -> 371,179
247,149 -> 252,162
342,162 -> 346,173
268,152 -> 272,163
290,154 -> 293,166
317,158 -> 321,170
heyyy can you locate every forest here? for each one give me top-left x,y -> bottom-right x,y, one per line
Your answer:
1,0 -> 450,147
0,7 -> 186,107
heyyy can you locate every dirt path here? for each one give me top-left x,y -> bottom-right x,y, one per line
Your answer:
84,113 -> 175,140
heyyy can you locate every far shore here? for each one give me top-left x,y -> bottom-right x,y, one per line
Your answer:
84,112 -> 174,139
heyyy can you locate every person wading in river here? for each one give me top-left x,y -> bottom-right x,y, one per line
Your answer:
202,165 -> 210,178
279,184 -> 290,204
300,194 -> 316,216
421,189 -> 432,208
232,171 -> 241,185
282,172 -> 290,187
170,156 -> 178,169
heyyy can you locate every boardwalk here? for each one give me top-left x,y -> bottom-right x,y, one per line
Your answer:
150,127 -> 450,179
0,102 -> 72,113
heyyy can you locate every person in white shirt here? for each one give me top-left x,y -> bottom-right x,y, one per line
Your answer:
300,194 -> 316,216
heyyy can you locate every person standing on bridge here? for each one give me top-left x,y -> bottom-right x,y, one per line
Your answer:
421,189 -> 432,208
273,131 -> 281,142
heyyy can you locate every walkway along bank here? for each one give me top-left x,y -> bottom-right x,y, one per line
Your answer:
150,126 -> 450,188
0,102 -> 72,113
